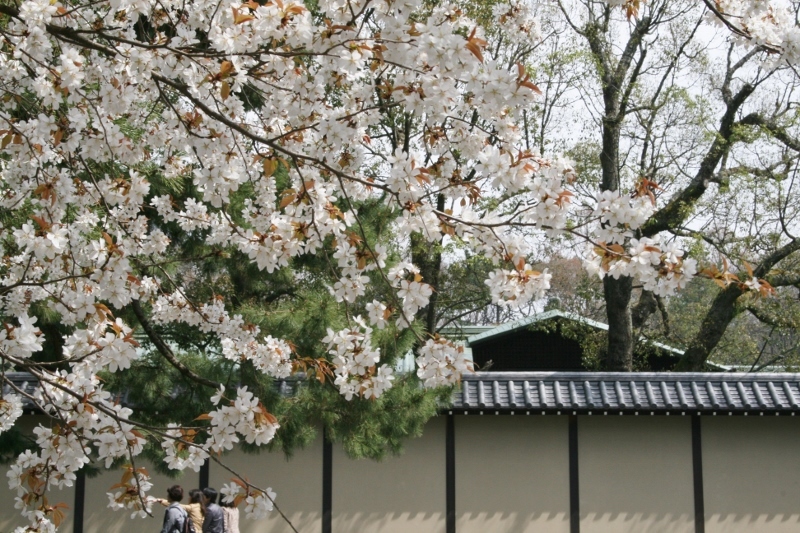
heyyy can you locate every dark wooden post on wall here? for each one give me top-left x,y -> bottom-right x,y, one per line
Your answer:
200,458 -> 210,489
322,428 -> 333,533
73,468 -> 86,533
692,416 -> 705,533
446,414 -> 455,533
569,415 -> 579,533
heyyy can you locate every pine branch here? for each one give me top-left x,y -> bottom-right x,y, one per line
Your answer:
130,300 -> 219,389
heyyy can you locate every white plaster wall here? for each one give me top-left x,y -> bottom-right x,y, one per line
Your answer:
331,416 -> 446,533
455,415 -> 570,533
208,434 -> 323,533
578,415 -> 694,533
703,416 -> 800,533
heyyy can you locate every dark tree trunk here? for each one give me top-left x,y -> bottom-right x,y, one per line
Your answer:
599,104 -> 633,369
604,276 -> 633,370
579,12 -> 653,371
411,194 -> 445,337
631,290 -> 658,330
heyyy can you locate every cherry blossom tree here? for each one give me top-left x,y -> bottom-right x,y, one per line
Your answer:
510,0 -> 800,370
0,0 -> 795,531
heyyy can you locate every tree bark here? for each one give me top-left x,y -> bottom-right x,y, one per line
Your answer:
582,13 -> 652,371
603,276 -> 634,370
631,290 -> 658,330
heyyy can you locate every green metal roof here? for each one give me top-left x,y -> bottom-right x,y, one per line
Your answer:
466,310 -> 684,356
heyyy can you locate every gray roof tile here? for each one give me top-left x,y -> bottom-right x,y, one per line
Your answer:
1,372 -> 40,410
451,372 -> 800,413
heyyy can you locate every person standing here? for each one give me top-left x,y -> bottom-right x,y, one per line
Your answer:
220,499 -> 240,533
156,488 -> 203,532
201,487 -> 225,533
160,485 -> 188,533
183,489 -> 205,532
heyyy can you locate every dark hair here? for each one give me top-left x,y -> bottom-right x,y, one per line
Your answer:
220,498 -> 236,508
167,485 -> 184,502
202,487 -> 218,504
188,489 -> 204,506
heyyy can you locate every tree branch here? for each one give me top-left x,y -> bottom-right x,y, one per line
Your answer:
642,83 -> 756,237
130,300 -> 219,389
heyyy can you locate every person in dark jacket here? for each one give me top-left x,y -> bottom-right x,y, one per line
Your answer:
161,485 -> 188,533
201,487 -> 225,533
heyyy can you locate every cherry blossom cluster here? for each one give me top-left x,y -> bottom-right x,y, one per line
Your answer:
7,427 -> 90,526
331,240 -> 387,304
0,394 -> 23,434
206,386 -> 280,451
593,191 -> 656,244
220,481 -> 277,520
106,466 -> 154,519
33,372 -> 146,469
710,0 -> 800,65
416,338 -> 474,388
323,319 -> 395,400
586,238 -> 699,297
389,263 -> 434,329
492,0 -> 541,44
152,294 -> 293,377
0,315 -> 44,360
161,425 -> 209,472
485,265 -> 553,309
4,364 -> 152,527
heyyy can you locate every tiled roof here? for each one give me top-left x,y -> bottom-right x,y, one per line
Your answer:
9,370 -> 800,415
452,372 -> 800,414
2,372 -> 40,410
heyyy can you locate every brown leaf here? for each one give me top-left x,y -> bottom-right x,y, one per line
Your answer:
465,41 -> 484,63
94,303 -> 114,322
220,81 -> 231,101
219,61 -> 235,77
263,158 -> 278,177
279,192 -> 297,209
521,81 -> 542,94
31,215 -> 52,231
232,7 -> 255,24
609,244 -> 625,255
465,27 -> 488,63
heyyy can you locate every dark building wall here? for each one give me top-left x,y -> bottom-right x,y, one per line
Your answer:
469,320 -> 681,372
470,328 -> 585,372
